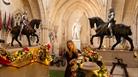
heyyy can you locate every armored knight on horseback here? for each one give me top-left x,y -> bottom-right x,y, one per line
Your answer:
89,9 -> 134,51
19,11 -> 29,39
107,8 -> 116,37
94,8 -> 116,36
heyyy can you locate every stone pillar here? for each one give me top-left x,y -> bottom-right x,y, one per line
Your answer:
72,39 -> 81,50
112,0 -> 126,23
41,27 -> 49,45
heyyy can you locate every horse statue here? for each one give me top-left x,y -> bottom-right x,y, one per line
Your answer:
11,19 -> 41,47
88,17 -> 134,51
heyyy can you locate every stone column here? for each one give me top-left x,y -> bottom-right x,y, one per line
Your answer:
112,0 -> 126,23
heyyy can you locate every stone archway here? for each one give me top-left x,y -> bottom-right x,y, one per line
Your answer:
50,0 -> 107,49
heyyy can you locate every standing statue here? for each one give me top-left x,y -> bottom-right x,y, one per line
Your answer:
72,19 -> 81,40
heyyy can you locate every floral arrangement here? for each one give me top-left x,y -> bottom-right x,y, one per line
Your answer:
0,48 -> 12,65
38,44 -> 53,65
70,46 -> 108,77
12,47 -> 33,64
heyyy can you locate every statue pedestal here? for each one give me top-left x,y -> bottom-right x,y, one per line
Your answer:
72,39 -> 81,50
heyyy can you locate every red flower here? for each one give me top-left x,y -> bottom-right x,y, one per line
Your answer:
46,43 -> 51,50
0,56 -> 11,65
23,47 -> 29,52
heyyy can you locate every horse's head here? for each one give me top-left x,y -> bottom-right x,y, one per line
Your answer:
88,17 -> 105,29
30,19 -> 41,29
88,18 -> 95,28
35,19 -> 41,29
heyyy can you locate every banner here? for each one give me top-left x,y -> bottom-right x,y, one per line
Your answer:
6,13 -> 11,31
2,12 -> 7,32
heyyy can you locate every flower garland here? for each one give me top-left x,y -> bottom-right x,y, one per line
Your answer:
0,44 -> 53,67
0,48 -> 12,65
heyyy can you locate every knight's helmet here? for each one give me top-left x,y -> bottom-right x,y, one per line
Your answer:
22,11 -> 28,20
109,7 -> 115,13
108,7 -> 116,24
23,11 -> 27,15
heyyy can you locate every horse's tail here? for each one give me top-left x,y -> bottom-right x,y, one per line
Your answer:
127,26 -> 132,35
120,25 -> 132,35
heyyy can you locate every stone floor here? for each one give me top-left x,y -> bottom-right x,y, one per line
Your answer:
0,62 -> 137,77
50,65 -> 138,77
0,63 -> 49,77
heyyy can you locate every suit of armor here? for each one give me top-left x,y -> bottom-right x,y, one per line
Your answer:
19,11 -> 28,38
107,8 -> 115,37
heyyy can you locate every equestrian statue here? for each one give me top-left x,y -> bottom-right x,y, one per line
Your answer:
88,8 -> 134,51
